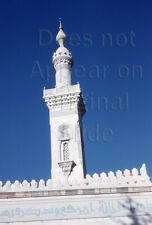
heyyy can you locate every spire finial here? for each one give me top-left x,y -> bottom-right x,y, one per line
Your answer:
56,18 -> 66,47
59,18 -> 62,29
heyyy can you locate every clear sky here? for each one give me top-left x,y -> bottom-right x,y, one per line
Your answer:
0,0 -> 152,183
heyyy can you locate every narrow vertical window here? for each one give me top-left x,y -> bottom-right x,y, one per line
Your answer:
63,142 -> 69,161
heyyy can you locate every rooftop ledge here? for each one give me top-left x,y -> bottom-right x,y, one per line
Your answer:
1,186 -> 152,199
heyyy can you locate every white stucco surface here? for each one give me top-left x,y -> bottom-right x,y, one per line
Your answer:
0,187 -> 152,225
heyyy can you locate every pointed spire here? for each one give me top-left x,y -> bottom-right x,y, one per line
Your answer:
56,18 -> 66,47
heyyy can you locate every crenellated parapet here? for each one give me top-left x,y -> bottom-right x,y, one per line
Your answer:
85,164 -> 150,188
0,164 -> 150,192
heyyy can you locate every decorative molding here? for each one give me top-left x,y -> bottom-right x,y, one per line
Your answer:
52,48 -> 73,69
44,92 -> 85,114
53,56 -> 73,68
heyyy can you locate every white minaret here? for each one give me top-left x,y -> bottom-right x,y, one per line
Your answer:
43,19 -> 86,183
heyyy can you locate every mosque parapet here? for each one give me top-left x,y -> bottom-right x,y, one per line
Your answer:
0,164 -> 150,193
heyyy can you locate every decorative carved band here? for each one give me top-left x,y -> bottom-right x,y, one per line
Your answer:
44,93 -> 85,113
53,57 -> 73,68
53,51 -> 73,68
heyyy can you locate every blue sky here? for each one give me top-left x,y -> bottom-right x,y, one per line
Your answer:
0,0 -> 152,183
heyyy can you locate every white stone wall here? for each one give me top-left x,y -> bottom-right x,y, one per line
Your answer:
1,190 -> 152,225
50,108 -> 84,181
44,83 -> 86,182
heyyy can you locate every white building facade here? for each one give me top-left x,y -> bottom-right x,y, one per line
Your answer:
0,21 -> 152,225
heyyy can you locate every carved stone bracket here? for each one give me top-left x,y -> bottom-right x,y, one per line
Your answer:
58,161 -> 75,177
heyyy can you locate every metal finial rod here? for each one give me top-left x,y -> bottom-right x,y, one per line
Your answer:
59,18 -> 62,29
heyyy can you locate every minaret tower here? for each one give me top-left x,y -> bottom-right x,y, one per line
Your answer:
43,20 -> 86,183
